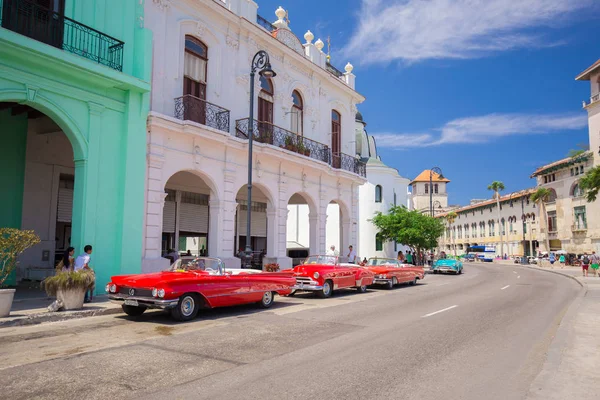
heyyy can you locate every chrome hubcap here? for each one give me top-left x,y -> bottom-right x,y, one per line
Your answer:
181,297 -> 195,317
263,291 -> 273,304
323,282 -> 331,295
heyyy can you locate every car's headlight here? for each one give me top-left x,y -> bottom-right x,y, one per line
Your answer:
105,284 -> 111,293
152,288 -> 158,297
110,284 -> 117,293
157,289 -> 166,298
313,272 -> 320,279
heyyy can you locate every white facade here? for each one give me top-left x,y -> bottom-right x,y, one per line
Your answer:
142,0 -> 366,271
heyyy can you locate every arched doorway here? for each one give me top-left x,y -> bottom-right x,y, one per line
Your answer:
235,185 -> 271,269
162,171 -> 214,259
286,192 -> 317,266
1,102 -> 77,283
326,200 -> 352,260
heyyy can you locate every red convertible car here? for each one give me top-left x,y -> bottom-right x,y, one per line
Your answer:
106,257 -> 295,321
362,257 -> 424,289
291,255 -> 375,298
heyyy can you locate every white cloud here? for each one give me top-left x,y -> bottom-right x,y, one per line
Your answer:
343,0 -> 594,63
372,112 -> 588,149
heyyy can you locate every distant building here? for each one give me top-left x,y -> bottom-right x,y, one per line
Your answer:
410,170 -> 451,215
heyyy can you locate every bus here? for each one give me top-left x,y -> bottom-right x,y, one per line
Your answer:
467,246 -> 496,262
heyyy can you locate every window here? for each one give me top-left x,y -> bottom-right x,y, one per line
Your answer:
291,90 -> 303,135
184,36 -> 208,98
574,206 -> 587,230
580,165 -> 584,174
375,234 -> 383,251
544,176 -> 548,184
572,183 -> 583,198
393,192 -> 397,206
425,184 -> 429,194
501,219 -> 505,235
434,184 -> 439,194
258,76 -> 274,125
571,168 -> 574,176
375,185 -> 383,203
547,189 -> 557,203
331,110 -> 341,167
509,218 -> 514,233
548,211 -> 557,232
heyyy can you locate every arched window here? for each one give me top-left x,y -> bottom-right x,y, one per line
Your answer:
434,184 -> 439,194
184,36 -> 208,124
425,184 -> 429,194
331,110 -> 341,167
571,183 -> 583,198
547,188 -> 557,202
375,185 -> 383,203
501,218 -> 505,235
291,90 -> 303,135
258,76 -> 274,125
375,234 -> 383,251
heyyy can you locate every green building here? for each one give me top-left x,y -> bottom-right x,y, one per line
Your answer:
0,0 -> 151,290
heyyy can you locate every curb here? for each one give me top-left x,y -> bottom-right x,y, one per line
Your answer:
522,265 -> 586,289
0,306 -> 121,329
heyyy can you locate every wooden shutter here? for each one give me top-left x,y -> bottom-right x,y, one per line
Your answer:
162,201 -> 176,233
56,188 -> 73,223
179,203 -> 209,233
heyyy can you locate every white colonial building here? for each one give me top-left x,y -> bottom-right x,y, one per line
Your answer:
142,0 -> 366,271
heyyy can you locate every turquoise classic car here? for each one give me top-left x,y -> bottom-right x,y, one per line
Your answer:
432,259 -> 463,274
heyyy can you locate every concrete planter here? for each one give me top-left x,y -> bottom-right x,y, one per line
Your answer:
57,288 -> 86,310
0,289 -> 16,318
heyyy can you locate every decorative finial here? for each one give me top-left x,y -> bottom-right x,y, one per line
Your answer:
304,30 -> 314,44
275,6 -> 286,21
315,38 -> 324,51
345,62 -> 354,74
327,36 -> 331,59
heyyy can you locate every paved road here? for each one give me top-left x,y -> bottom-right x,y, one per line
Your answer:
0,263 -> 580,400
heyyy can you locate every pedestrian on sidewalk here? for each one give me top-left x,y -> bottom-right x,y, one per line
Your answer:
549,253 -> 556,268
347,245 -> 357,264
74,245 -> 94,302
581,253 -> 590,277
406,251 -> 413,265
559,253 -> 566,268
56,247 -> 75,274
590,251 -> 599,277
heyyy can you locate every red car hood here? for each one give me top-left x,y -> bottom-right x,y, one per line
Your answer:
292,265 -> 338,276
111,271 -> 210,288
363,266 -> 396,274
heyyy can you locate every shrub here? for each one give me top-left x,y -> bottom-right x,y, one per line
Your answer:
42,270 -> 95,297
264,263 -> 280,272
0,228 -> 40,286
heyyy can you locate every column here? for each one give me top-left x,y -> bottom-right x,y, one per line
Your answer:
341,217 -> 352,255
309,212 -> 319,254
208,199 -> 223,257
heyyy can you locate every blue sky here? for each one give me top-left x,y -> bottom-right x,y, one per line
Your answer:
257,0 -> 599,205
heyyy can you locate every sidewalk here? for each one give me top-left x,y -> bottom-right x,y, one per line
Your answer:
1,282 -> 120,329
496,260 -> 600,400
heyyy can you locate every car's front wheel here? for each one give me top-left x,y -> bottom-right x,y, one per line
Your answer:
317,280 -> 333,298
171,294 -> 200,322
258,291 -> 275,308
458,268 -> 463,275
122,305 -> 146,317
357,284 -> 368,293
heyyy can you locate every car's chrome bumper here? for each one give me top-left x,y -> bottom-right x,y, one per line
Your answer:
108,294 -> 179,309
372,278 -> 392,284
435,267 -> 457,272
292,284 -> 323,291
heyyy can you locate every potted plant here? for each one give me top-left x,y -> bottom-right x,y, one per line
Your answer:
284,135 -> 296,152
0,228 -> 40,317
41,269 -> 95,311
264,263 -> 280,272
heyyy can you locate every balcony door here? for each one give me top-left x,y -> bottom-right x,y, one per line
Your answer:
257,76 -> 274,142
331,110 -> 341,168
2,0 -> 65,49
183,36 -> 208,125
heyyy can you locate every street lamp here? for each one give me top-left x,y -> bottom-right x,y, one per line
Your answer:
429,167 -> 444,217
432,200 -> 442,217
244,51 -> 276,268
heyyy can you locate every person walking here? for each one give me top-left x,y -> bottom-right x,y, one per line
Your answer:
327,245 -> 339,256
57,247 -> 75,273
559,253 -> 566,268
74,245 -> 94,303
549,253 -> 556,268
347,245 -> 357,264
581,253 -> 590,277
590,251 -> 600,277
406,251 -> 413,265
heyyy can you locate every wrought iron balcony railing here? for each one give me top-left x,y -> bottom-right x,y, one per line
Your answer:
256,14 -> 274,32
174,95 -> 231,133
235,118 -> 367,177
236,118 -> 330,164
1,0 -> 124,71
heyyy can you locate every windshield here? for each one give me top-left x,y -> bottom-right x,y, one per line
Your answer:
367,258 -> 399,267
170,257 -> 223,274
303,255 -> 338,265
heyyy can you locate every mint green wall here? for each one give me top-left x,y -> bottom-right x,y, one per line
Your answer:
0,0 -> 152,292
0,110 -> 27,229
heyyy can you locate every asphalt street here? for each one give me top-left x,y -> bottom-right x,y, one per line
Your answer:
0,263 -> 580,400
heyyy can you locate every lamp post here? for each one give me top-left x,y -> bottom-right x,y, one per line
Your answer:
429,167 -> 444,217
244,50 -> 276,268
432,200 -> 442,217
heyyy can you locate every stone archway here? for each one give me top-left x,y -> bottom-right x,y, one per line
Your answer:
286,192 -> 318,265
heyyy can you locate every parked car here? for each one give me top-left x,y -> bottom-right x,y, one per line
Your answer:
106,257 -> 295,321
432,259 -> 463,274
362,257 -> 424,289
528,256 -> 538,265
465,254 -> 476,262
291,255 -> 375,298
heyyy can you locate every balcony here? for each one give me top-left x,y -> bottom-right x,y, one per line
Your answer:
571,224 -> 587,232
1,0 -> 124,71
256,14 -> 275,32
583,93 -> 600,108
174,95 -> 230,133
235,118 -> 366,177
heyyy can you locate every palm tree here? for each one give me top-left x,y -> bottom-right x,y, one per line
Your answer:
487,181 -> 505,258
445,211 -> 458,258
530,187 -> 551,256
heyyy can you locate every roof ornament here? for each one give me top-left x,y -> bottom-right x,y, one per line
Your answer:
315,38 -> 324,51
345,62 -> 354,74
273,6 -> 289,30
304,30 -> 314,44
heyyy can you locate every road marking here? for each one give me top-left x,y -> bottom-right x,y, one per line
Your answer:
436,283 -> 450,287
501,285 -> 510,290
422,305 -> 458,318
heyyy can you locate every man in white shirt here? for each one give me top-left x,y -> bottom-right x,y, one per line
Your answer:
74,245 -> 93,271
327,245 -> 339,256
347,245 -> 357,264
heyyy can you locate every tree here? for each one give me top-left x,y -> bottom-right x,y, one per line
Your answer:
579,165 -> 600,202
371,206 -> 445,263
445,211 -> 457,257
1,228 -> 40,286
487,181 -> 505,257
530,188 -> 551,255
